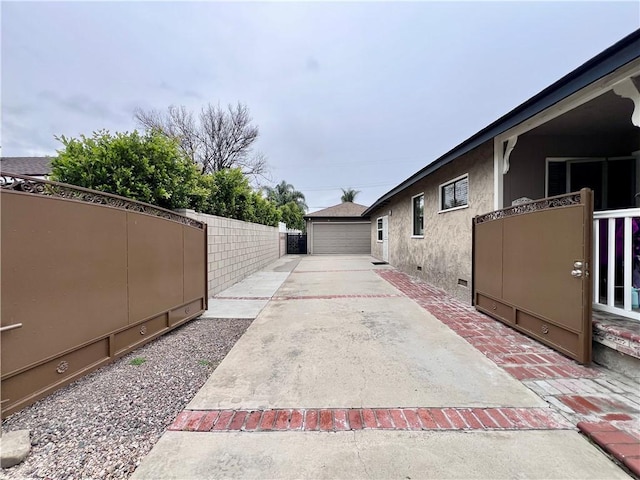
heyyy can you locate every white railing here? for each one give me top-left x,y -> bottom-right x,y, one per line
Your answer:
593,208 -> 640,321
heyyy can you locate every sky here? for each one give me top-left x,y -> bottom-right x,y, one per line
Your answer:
2,1 -> 639,212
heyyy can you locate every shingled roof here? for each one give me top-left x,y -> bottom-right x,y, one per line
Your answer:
0,157 -> 53,176
305,202 -> 369,218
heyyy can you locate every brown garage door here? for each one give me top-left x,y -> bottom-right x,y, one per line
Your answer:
313,222 -> 371,254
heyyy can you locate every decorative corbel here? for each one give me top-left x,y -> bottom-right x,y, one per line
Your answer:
613,77 -> 640,127
502,136 -> 518,174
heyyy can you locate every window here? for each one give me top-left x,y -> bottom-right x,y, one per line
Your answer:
440,174 -> 468,211
546,157 -> 636,211
412,194 -> 424,236
377,218 -> 383,241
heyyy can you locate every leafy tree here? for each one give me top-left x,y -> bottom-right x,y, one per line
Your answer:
51,130 -> 203,210
263,180 -> 307,211
201,168 -> 280,226
341,187 -> 360,203
251,193 -> 281,227
189,173 -> 219,215
279,201 -> 305,231
51,130 -> 280,227
206,168 -> 254,220
134,102 -> 268,180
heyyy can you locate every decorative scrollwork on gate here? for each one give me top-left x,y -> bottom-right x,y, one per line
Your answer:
0,173 -> 204,229
475,193 -> 582,224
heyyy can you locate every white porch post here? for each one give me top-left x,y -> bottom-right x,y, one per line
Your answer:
593,219 -> 600,302
594,208 -> 640,321
607,218 -> 616,307
493,137 -> 504,211
624,216 -> 632,310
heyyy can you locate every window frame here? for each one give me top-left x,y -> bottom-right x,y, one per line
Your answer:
411,193 -> 424,238
545,156 -> 636,211
376,217 -> 383,242
438,173 -> 469,213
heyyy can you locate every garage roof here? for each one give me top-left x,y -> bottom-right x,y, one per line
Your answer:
305,202 -> 369,219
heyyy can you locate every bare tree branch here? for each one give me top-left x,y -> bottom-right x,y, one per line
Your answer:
134,102 -> 268,179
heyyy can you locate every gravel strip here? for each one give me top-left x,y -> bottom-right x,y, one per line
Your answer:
1,317 -> 252,480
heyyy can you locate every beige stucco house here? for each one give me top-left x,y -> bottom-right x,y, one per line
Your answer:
364,29 -> 640,372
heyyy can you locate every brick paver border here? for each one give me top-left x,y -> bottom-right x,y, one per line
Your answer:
272,294 -> 403,300
214,296 -> 272,300
291,269 -> 377,273
215,294 -> 403,301
578,421 -> 640,477
169,407 -> 571,433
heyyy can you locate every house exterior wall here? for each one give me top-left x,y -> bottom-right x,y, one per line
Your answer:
504,132 -> 640,206
179,210 -> 280,298
370,140 -> 494,304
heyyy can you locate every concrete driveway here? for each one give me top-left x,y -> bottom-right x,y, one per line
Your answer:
133,255 -> 629,479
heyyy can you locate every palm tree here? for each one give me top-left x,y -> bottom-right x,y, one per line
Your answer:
341,188 -> 360,203
263,180 -> 307,211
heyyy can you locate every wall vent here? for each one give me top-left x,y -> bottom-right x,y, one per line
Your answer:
458,278 -> 468,287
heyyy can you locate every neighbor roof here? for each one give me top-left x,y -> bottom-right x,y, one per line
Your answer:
0,157 -> 53,176
305,202 -> 369,218
363,28 -> 640,217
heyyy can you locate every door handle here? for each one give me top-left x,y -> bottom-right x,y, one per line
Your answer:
571,270 -> 583,278
0,323 -> 23,333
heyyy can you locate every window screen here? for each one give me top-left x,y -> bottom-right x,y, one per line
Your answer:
441,176 -> 468,210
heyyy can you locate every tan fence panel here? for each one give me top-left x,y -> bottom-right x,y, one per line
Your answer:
1,175 -> 207,417
502,207 -> 585,330
1,194 -> 129,371
473,215 -> 503,300
183,225 -> 207,303
473,189 -> 593,363
127,213 -> 185,322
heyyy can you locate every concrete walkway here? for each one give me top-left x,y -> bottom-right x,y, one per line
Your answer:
200,255 -> 301,320
133,255 -> 631,479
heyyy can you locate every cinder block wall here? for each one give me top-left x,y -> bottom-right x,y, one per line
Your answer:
177,210 -> 280,298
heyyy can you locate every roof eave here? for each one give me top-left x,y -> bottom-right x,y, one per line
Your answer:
363,28 -> 640,217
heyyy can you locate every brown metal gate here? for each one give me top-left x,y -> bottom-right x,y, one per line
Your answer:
473,189 -> 593,363
1,174 -> 207,417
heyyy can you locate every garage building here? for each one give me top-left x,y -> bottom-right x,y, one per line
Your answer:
304,202 -> 371,255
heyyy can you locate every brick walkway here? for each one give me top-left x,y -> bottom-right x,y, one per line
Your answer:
376,269 -> 640,476
217,294 -> 403,301
169,407 -> 571,432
